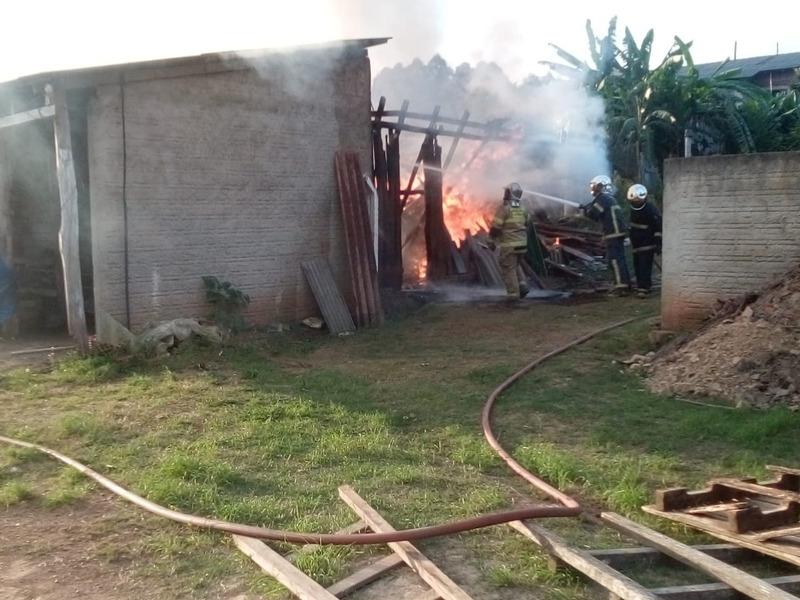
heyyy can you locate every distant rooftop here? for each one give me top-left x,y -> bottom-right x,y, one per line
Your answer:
693,51 -> 800,78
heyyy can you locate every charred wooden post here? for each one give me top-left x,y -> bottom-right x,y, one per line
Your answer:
372,98 -> 393,289
421,134 -> 450,280
401,104 -> 440,207
383,129 -> 403,288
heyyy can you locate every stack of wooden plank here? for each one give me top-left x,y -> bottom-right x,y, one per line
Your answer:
536,222 -> 605,256
335,152 -> 384,328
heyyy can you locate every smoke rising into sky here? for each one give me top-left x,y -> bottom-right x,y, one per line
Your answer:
373,56 -> 609,210
2,0 -> 799,83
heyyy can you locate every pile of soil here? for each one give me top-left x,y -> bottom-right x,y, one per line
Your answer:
648,265 -> 800,410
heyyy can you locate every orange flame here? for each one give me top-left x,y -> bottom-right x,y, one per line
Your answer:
442,189 -> 493,245
417,258 -> 428,281
554,237 -> 561,247
404,141 -> 516,281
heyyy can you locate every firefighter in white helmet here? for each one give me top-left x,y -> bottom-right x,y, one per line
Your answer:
626,184 -> 662,298
582,175 -> 631,294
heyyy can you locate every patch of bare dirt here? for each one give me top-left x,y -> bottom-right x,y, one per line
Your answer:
649,265 -> 800,409
0,494 -> 254,600
0,335 -> 74,371
348,537 -> 544,599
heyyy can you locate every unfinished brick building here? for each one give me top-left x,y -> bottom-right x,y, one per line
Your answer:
0,39 -> 384,345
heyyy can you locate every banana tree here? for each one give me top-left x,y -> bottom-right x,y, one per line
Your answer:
541,17 -> 621,91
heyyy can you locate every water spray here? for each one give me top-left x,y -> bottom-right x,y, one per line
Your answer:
522,189 -> 584,209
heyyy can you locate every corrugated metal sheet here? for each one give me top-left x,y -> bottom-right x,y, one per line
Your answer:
693,51 -> 800,79
302,258 -> 356,336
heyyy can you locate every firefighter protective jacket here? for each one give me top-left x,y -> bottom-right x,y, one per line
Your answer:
629,201 -> 662,252
491,201 -> 528,250
584,192 -> 627,240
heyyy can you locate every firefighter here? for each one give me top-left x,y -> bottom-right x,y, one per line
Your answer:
490,182 -> 530,300
626,184 -> 662,298
582,175 -> 631,294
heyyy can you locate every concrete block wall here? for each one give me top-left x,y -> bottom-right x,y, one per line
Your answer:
662,152 -> 800,330
89,49 -> 372,337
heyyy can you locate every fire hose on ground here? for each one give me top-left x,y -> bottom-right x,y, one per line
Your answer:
0,317 -> 639,545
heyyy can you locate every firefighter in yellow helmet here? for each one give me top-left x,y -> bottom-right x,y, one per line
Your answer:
490,182 -> 530,300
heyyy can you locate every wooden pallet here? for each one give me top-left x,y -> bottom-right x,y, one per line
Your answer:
643,465 -> 800,568
233,485 -> 474,599
509,513 -> 800,600
231,480 -> 800,599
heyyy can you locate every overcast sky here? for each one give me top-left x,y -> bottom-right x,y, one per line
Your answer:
3,0 -> 799,83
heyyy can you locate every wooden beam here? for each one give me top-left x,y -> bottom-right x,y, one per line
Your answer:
442,110 -> 470,171
650,575 -> 800,600
751,524 -> 800,542
373,120 -> 509,141
767,465 -> 800,478
401,106 -> 440,204
338,485 -> 474,600
9,345 -> 75,356
52,85 -> 89,354
232,535 -> 338,600
384,128 -> 403,287
711,478 -> 800,503
374,109 -> 508,132
508,521 -> 658,600
600,512 -> 799,600
422,135 -> 450,281
642,506 -> 800,566
396,100 -> 410,126
0,105 -> 54,130
326,554 -> 404,597
588,544 -> 759,570
545,258 -> 584,279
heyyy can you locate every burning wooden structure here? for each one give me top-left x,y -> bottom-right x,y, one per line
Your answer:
371,98 -> 514,288
370,99 -> 608,292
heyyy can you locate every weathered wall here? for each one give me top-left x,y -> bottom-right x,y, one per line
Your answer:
0,121 -> 67,331
89,49 -> 372,337
662,152 -> 800,330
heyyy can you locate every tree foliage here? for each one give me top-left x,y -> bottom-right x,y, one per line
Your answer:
546,19 -> 800,191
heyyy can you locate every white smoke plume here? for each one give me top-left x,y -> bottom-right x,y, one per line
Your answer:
372,55 -> 609,214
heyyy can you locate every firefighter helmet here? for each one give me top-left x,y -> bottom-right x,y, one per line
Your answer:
589,175 -> 612,195
505,182 -> 523,200
627,184 -> 648,202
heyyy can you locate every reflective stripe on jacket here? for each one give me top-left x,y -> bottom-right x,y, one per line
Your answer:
492,202 -> 528,249
629,201 -> 662,251
585,192 -> 627,239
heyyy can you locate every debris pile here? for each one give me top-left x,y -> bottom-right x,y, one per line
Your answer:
648,265 -> 800,410
96,312 -> 222,356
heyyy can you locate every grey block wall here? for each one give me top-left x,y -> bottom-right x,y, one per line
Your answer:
89,49 -> 371,337
662,152 -> 800,330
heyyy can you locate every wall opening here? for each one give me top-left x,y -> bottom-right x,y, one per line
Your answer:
0,91 -> 94,339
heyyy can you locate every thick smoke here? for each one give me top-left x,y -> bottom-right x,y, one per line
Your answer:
326,0 -> 445,74
372,55 -> 609,213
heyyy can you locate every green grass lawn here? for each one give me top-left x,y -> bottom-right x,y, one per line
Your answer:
1,297 -> 799,599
